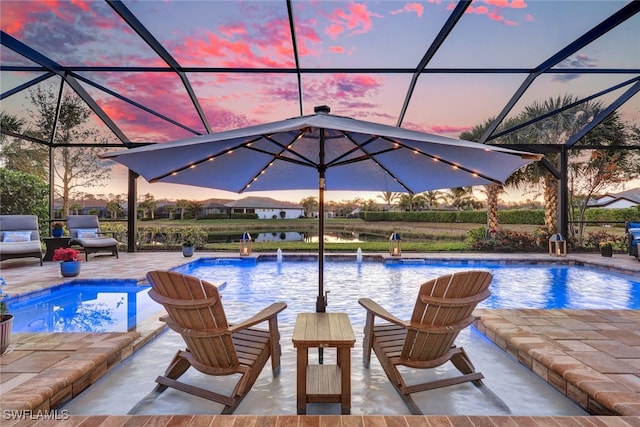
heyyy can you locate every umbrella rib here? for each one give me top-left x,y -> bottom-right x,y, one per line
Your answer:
331,135 -> 505,186
148,135 -> 266,182
239,131 -> 318,192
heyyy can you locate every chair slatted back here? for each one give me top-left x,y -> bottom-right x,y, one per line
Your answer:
146,271 -> 239,369
402,271 -> 492,362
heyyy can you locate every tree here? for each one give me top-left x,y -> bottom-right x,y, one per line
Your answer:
138,193 -> 156,220
176,199 -> 190,220
360,199 -> 380,212
501,95 -> 637,240
25,85 -> 112,215
422,190 -> 445,209
444,187 -> 476,210
500,95 -> 598,234
300,196 -> 318,217
106,194 -> 124,219
0,112 -> 49,180
568,114 -> 638,244
397,193 -> 425,211
377,192 -> 399,210
188,200 -> 203,219
0,168 -> 49,219
460,118 -> 506,230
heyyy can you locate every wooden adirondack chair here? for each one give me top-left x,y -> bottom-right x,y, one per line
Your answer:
358,270 -> 492,415
146,270 -> 287,414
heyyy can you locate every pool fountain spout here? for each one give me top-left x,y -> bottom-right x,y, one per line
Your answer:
277,248 -> 283,263
356,247 -> 362,263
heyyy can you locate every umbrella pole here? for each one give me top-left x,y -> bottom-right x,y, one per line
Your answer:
316,173 -> 326,313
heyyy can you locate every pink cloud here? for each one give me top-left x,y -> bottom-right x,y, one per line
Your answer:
332,3 -> 376,36
326,23 -> 344,39
488,8 -> 505,22
468,6 -> 489,15
510,0 -> 528,9
485,0 -> 509,7
390,3 -> 424,17
329,46 -> 345,53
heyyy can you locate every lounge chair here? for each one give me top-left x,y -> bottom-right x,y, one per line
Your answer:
0,215 -> 43,265
358,270 -> 492,415
67,215 -> 118,261
145,270 -> 287,414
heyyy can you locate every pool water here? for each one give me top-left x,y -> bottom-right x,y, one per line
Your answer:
10,259 -> 639,333
8,280 -> 156,333
174,258 -> 640,326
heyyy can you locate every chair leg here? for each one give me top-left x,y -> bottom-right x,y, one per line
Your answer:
268,317 -> 281,375
450,347 -> 477,376
154,350 -> 191,392
362,311 -> 374,368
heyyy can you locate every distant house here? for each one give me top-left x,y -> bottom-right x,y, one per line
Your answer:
202,199 -> 233,216
587,188 -> 640,209
225,196 -> 304,219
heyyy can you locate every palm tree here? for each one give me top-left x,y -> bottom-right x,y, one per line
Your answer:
422,190 -> 444,209
397,193 -> 426,212
461,119 -> 504,231
484,184 -> 503,232
0,112 -> 25,133
444,187 -> 476,210
377,191 -> 399,211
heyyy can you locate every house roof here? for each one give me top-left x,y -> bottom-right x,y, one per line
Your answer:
225,196 -> 302,210
587,187 -> 640,207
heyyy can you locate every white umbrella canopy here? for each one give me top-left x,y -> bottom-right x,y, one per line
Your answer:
102,106 -> 542,311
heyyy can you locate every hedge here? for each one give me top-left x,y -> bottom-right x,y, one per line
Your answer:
360,209 -> 545,224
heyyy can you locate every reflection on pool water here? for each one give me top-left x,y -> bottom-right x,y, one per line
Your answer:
8,280 -> 155,333
10,259 -> 639,334
174,258 -> 640,326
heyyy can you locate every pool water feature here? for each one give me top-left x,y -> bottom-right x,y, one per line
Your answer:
8,280 -> 156,333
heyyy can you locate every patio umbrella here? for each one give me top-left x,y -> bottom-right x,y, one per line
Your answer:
102,106 -> 542,312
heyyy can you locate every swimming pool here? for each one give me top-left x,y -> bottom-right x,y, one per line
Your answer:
10,258 -> 639,333
174,258 -> 640,326
8,280 -> 157,333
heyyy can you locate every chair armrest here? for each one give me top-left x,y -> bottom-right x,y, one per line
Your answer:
228,301 -> 287,333
358,298 -> 407,327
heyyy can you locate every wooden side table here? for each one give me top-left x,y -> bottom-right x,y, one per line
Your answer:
292,312 -> 355,415
43,237 -> 71,261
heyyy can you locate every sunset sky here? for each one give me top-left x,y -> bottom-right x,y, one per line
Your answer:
1,0 -> 638,203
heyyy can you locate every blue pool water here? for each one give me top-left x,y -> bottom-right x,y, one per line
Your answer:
9,259 -> 639,333
8,280 -> 156,333
173,258 -> 640,326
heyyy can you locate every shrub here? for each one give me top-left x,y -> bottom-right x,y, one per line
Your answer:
468,227 -> 541,252
584,230 -> 625,251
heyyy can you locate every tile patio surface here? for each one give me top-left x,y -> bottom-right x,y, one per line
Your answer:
0,250 -> 639,426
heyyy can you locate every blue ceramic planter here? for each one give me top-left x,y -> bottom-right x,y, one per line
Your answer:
60,261 -> 81,277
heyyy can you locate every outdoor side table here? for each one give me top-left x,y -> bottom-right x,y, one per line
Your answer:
43,237 -> 71,261
292,312 -> 355,415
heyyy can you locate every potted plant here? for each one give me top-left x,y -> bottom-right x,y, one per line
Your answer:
599,241 -> 613,257
0,277 -> 12,354
53,247 -> 82,276
51,222 -> 65,238
182,240 -> 195,257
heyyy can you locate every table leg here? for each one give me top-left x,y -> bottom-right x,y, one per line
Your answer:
296,346 -> 308,415
338,347 -> 351,415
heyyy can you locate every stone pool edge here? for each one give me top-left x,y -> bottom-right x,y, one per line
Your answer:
475,309 -> 640,416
